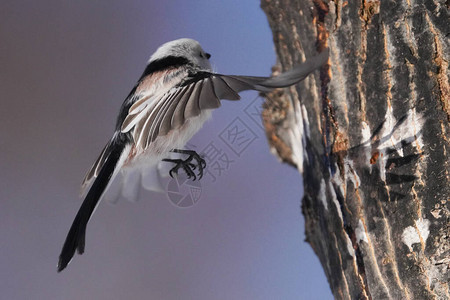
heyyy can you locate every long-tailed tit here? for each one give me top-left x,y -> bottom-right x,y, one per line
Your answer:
58,38 -> 329,272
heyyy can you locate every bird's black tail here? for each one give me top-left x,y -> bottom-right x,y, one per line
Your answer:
57,140 -> 125,272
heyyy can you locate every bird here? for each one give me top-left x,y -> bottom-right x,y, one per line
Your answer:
57,38 -> 329,272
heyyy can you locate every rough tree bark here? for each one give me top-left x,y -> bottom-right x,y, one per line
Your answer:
261,0 -> 449,299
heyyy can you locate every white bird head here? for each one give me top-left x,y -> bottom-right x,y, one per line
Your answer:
149,38 -> 212,71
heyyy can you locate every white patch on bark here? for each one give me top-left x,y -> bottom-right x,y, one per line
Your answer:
345,158 -> 361,188
328,36 -> 349,112
346,234 -> 355,257
355,219 -> 369,243
361,121 -> 372,164
327,180 -> 343,221
287,96 -> 307,172
409,107 -> 425,150
301,104 -> 311,138
332,163 -> 346,199
319,179 -> 328,210
377,105 -> 399,182
376,108 -> 424,182
401,218 -> 430,251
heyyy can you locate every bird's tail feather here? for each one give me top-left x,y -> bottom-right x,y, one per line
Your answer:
57,140 -> 126,272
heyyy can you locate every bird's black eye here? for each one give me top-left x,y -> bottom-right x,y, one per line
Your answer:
199,52 -> 211,59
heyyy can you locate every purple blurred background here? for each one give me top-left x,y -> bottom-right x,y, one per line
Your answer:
0,1 -> 332,299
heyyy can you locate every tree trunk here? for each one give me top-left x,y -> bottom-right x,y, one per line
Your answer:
261,0 -> 449,299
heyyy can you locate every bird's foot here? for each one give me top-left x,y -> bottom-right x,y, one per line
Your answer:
162,149 -> 206,180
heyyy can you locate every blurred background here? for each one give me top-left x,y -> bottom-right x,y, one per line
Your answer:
0,1 -> 332,299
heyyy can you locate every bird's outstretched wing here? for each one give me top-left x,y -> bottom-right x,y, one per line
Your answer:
121,49 -> 329,151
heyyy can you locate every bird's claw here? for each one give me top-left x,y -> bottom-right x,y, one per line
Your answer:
163,150 -> 206,180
